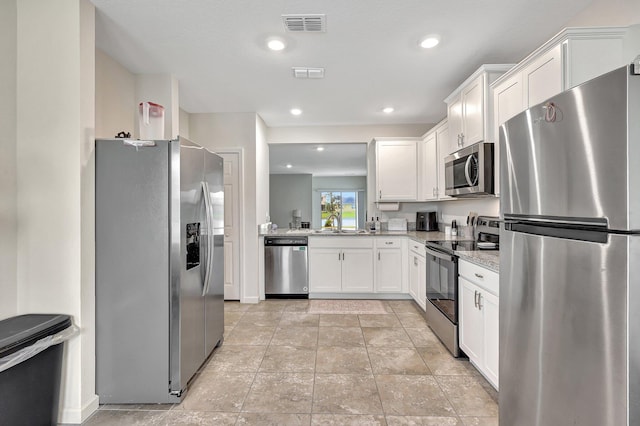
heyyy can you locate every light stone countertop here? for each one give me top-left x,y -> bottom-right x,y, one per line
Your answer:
456,250 -> 500,273
261,228 -> 500,272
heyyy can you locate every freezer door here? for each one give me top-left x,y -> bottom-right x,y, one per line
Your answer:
500,228 -> 628,426
204,150 -> 224,355
96,139 -> 172,403
500,66 -> 635,231
170,138 -> 206,394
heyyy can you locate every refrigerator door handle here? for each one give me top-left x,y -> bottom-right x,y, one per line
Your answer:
504,214 -> 610,244
201,181 -> 213,297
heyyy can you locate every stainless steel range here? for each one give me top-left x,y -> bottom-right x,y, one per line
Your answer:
425,217 -> 499,357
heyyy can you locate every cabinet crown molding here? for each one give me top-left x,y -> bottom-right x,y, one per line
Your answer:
491,25 -> 628,88
444,64 -> 515,104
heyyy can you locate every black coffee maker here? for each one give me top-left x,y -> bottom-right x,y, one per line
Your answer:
416,211 -> 438,231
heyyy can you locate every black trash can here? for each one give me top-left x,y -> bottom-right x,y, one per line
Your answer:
0,314 -> 73,426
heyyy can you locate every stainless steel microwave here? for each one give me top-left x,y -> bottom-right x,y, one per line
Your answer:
444,142 -> 494,197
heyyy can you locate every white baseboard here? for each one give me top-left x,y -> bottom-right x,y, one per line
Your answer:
309,293 -> 412,300
59,394 -> 99,425
241,295 -> 260,304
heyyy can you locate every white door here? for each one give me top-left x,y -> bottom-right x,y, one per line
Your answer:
219,152 -> 241,300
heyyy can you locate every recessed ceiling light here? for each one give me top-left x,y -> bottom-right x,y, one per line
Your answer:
316,146 -> 325,151
419,35 -> 440,49
290,108 -> 302,116
285,164 -> 293,168
383,107 -> 395,114
267,38 -> 286,51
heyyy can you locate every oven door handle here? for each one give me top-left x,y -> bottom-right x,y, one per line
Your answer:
424,246 -> 454,262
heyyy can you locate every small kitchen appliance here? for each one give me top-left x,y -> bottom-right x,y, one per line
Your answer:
444,142 -> 494,197
416,211 -> 438,231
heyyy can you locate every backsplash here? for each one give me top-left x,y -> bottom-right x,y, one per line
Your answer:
373,197 -> 499,237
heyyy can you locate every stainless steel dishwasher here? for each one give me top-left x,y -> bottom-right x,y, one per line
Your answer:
264,236 -> 309,298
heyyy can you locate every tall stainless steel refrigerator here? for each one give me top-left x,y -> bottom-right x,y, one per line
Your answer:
96,137 -> 224,403
500,65 -> 640,425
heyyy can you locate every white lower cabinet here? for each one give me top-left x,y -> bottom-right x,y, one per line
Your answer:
374,238 -> 403,292
309,237 -> 374,293
408,241 -> 426,310
458,259 -> 499,389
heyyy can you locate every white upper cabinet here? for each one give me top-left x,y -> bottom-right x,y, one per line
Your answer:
419,133 -> 438,201
491,26 -> 630,196
460,75 -> 484,145
374,138 -> 419,202
523,44 -> 563,108
445,65 -> 513,155
491,73 -> 523,196
418,119 -> 450,201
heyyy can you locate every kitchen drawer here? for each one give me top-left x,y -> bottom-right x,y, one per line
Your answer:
309,236 -> 374,249
408,240 -> 425,254
459,259 -> 499,296
375,237 -> 402,248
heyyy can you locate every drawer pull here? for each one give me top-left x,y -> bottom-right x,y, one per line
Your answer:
474,273 -> 484,279
385,242 -> 393,245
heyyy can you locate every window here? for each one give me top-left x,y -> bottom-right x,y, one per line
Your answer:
320,191 -> 357,229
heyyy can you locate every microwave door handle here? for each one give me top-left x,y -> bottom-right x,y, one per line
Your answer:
424,246 -> 454,262
464,155 -> 474,187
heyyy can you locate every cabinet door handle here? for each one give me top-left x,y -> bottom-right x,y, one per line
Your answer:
478,292 -> 483,310
432,188 -> 436,196
414,257 -> 418,266
379,190 -> 382,199
338,253 -> 341,261
474,273 -> 484,279
474,290 -> 478,308
378,252 -> 381,260
342,253 -> 345,261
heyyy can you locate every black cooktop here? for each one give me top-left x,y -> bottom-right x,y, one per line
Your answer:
426,240 -> 498,254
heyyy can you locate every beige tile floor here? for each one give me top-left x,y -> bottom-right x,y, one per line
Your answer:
84,300 -> 498,425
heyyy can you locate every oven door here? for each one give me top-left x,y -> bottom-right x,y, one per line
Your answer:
425,245 -> 458,324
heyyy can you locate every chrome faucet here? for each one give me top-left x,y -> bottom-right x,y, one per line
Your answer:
326,212 -> 342,231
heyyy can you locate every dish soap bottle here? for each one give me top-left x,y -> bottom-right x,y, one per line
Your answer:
451,220 -> 458,237
374,217 -> 381,233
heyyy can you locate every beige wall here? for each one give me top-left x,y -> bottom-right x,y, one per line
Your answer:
0,0 -> 17,320
189,112 -> 262,303
565,0 -> 640,26
15,0 -> 98,422
95,48 -> 135,138
179,108 -> 191,139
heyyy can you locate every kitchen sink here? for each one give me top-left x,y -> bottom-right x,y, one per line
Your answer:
313,229 -> 369,234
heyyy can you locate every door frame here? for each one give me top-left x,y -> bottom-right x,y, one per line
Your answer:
216,148 -> 245,303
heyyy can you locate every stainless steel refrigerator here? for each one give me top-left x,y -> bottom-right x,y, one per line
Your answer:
499,65 -> 640,425
96,137 -> 224,403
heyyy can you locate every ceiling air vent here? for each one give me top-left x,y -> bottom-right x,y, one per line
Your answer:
292,67 -> 325,79
282,14 -> 326,32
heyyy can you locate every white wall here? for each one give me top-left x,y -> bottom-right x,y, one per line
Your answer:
267,123 -> 433,144
565,0 -> 640,26
15,0 -> 98,422
0,0 -> 17,320
189,112 -> 262,303
95,48 -> 135,139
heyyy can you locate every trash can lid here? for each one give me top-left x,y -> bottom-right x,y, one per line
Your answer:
0,314 -> 72,358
